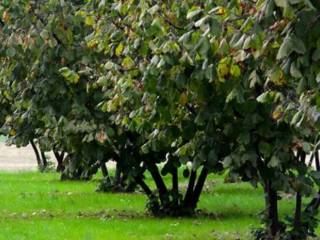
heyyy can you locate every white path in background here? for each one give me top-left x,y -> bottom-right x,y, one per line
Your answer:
0,142 -> 54,171
0,142 -> 116,171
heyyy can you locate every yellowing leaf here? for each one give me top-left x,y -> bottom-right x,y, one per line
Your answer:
217,58 -> 231,80
269,68 -> 285,86
179,92 -> 188,106
115,43 -> 124,57
59,67 -> 80,84
87,39 -> 98,49
122,56 -> 135,69
217,7 -> 226,15
101,102 -> 109,112
230,64 -> 241,78
272,105 -> 284,121
85,15 -> 95,26
2,11 -> 9,23
9,129 -> 16,136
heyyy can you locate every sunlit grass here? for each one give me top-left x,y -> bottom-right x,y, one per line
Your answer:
0,171 -> 298,239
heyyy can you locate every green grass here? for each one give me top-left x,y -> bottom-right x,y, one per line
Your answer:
0,171 -> 296,240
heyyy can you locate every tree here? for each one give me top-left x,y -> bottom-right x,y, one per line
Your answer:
0,0 -> 113,178
83,0 -> 320,237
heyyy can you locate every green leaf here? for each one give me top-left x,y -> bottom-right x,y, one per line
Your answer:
277,35 -> 293,60
290,62 -> 302,78
312,49 -> 320,61
230,64 -> 241,78
291,35 -> 306,54
6,47 -> 16,57
302,142 -> 312,153
257,91 -> 275,103
40,29 -> 50,40
226,89 -> 238,103
148,18 -> 163,36
297,78 -> 306,94
115,43 -> 124,57
277,35 -> 306,60
195,16 -> 209,28
209,18 -> 222,36
187,9 -> 202,19
59,67 -> 80,84
291,110 -> 303,126
97,76 -> 109,86
249,70 -> 260,88
268,156 -> 279,168
104,61 -> 114,70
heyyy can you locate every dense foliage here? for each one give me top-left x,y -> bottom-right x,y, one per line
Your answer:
1,0 -> 320,239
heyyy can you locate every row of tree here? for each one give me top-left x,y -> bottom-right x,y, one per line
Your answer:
1,0 -> 320,239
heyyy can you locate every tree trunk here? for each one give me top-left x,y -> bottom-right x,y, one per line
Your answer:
315,150 -> 320,170
135,176 -> 153,196
115,164 -> 122,185
294,192 -> 302,231
190,167 -> 208,209
40,150 -> 48,168
147,163 -> 168,204
30,140 -> 42,169
172,167 -> 179,206
293,150 -> 305,233
53,150 -> 65,172
100,161 -> 109,178
264,179 -> 280,237
183,170 -> 197,208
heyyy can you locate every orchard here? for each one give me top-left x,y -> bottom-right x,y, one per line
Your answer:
0,0 -> 320,239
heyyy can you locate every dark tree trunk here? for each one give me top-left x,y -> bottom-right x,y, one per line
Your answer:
172,167 -> 179,206
183,170 -> 197,208
115,164 -> 122,185
40,150 -> 48,168
264,179 -> 280,237
294,192 -> 302,231
100,161 -> 109,178
135,176 -> 153,196
190,167 -> 208,209
30,140 -> 42,169
315,150 -> 320,170
172,167 -> 178,192
147,163 -> 168,204
53,150 -> 65,172
293,150 -> 306,232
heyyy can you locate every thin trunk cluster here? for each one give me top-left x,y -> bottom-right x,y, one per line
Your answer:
30,140 -> 48,171
97,161 -> 137,193
134,161 -> 209,216
53,150 -> 65,172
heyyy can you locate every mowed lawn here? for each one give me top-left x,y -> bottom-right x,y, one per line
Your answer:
0,171 -> 298,240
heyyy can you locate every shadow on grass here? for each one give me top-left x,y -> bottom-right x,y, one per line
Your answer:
213,186 -> 262,197
1,207 -> 260,222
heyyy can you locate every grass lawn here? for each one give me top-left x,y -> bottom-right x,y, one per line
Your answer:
0,171 -> 298,240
